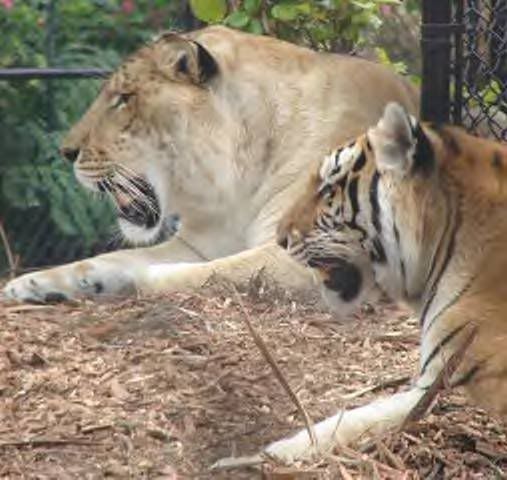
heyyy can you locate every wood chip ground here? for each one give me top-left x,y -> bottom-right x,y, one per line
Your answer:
1,288 -> 505,479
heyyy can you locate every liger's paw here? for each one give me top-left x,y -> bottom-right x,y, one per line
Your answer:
2,261 -> 134,303
3,270 -> 84,303
4,272 -> 69,303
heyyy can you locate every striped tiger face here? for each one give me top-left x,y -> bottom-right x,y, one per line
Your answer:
278,102 -> 442,317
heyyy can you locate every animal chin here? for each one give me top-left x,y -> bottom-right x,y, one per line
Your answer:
117,200 -> 160,229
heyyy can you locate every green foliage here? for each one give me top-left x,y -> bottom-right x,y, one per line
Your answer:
404,0 -> 420,13
375,47 -> 406,75
1,128 -> 115,243
0,1 -> 182,271
463,79 -> 504,107
191,0 -> 404,52
190,0 -> 226,22
375,46 -> 421,87
478,80 -> 503,106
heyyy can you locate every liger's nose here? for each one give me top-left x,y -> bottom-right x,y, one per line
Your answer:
61,147 -> 80,163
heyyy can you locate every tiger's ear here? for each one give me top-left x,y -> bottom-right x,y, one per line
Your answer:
367,102 -> 415,176
153,34 -> 218,84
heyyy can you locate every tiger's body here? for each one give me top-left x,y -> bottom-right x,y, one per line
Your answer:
260,103 -> 507,463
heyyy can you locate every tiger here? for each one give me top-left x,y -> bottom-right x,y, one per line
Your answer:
2,27 -> 418,304
257,102 -> 507,463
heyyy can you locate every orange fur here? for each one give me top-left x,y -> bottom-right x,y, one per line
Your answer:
279,115 -> 507,419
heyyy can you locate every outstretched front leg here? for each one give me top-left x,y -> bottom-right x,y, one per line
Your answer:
3,241 -> 312,303
262,386 -> 424,464
2,236 -> 207,303
216,319 -> 477,467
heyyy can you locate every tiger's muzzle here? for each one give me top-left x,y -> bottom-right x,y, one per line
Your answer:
277,232 -> 363,303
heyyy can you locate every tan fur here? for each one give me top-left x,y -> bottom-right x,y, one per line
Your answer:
3,27 -> 418,303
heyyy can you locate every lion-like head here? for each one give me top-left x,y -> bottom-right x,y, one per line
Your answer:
61,27 -> 254,245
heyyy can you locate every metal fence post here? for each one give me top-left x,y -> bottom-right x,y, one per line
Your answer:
420,0 -> 453,123
45,0 -> 58,130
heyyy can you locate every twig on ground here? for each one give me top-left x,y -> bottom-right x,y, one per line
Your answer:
231,285 -> 317,449
355,325 -> 479,464
375,439 -> 406,471
401,325 -> 478,428
210,453 -> 264,471
81,424 -> 114,434
0,219 -> 18,279
5,304 -> 57,314
0,438 -> 104,448
337,462 -> 355,480
326,444 -> 408,479
340,375 -> 410,400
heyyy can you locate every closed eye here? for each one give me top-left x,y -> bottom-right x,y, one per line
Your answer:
111,92 -> 135,109
318,184 -> 333,198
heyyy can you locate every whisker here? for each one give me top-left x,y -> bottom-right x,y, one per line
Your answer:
102,178 -> 121,212
113,170 -> 159,215
113,175 -> 158,217
115,163 -> 144,181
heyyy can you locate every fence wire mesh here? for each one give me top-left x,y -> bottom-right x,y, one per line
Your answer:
0,70 -> 181,277
0,73 -> 122,277
0,1 -> 194,277
455,0 -> 507,140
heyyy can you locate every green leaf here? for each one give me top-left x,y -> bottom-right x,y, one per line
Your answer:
271,3 -> 300,21
374,47 -> 407,75
351,0 -> 375,9
224,10 -> 250,28
189,0 -> 227,23
246,18 -> 264,35
296,2 -> 312,15
311,24 -> 336,43
375,47 -> 390,65
244,0 -> 262,15
482,80 -> 501,104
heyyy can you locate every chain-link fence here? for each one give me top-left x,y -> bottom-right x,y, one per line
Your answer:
421,0 -> 507,140
0,69 -> 183,276
0,1 -> 196,278
0,70 -> 119,277
455,0 -> 506,139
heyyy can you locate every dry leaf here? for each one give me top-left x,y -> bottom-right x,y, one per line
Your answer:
110,378 -> 129,401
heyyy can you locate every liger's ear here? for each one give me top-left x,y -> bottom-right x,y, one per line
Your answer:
153,34 -> 218,84
367,102 -> 415,175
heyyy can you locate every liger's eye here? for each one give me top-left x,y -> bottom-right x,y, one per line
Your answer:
111,93 -> 134,109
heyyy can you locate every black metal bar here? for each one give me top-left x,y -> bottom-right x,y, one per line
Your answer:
491,0 -> 507,89
421,0 -> 453,122
0,68 -> 111,79
453,0 -> 464,125
421,23 -> 464,34
45,0 -> 58,129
